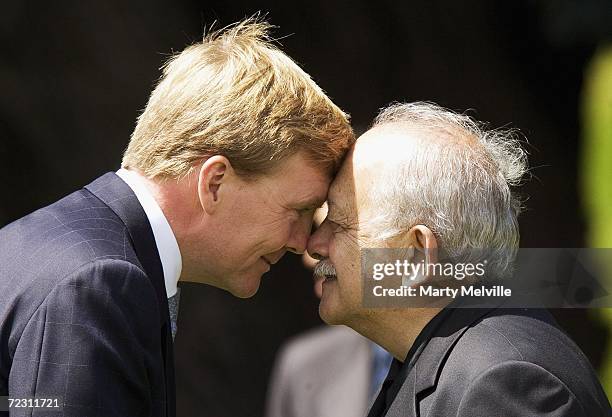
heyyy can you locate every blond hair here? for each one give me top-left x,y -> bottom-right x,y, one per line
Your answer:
122,18 -> 354,179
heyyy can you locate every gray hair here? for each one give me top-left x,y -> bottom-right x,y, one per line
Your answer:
367,102 -> 528,280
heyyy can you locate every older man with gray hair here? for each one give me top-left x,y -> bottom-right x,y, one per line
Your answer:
307,102 -> 610,416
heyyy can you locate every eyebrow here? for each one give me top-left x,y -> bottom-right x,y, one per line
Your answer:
327,191 -> 356,224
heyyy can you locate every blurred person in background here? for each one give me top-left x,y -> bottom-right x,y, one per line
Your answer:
266,207 -> 393,417
0,19 -> 353,417
307,102 -> 611,416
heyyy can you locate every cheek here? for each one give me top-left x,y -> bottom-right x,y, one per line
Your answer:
245,219 -> 295,255
264,216 -> 297,243
330,234 -> 359,270
333,239 -> 364,297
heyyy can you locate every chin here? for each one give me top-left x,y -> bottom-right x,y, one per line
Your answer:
318,297 -> 347,325
228,274 -> 262,299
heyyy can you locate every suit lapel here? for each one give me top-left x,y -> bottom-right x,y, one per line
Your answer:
384,370 -> 416,417
366,358 -> 405,417
373,301 -> 500,417
412,305 -> 498,396
85,172 -> 175,417
85,172 -> 169,322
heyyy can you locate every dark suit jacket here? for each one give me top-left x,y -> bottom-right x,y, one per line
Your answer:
0,173 -> 175,417
367,303 -> 611,417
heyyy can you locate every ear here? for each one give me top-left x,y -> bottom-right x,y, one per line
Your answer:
408,224 -> 438,270
197,155 -> 234,214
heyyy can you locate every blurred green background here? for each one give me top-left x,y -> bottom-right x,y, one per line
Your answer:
582,44 -> 612,395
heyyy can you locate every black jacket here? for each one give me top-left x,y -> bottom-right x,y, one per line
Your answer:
368,303 -> 611,417
0,172 -> 175,417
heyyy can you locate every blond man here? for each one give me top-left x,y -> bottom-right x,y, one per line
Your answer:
0,19 -> 353,417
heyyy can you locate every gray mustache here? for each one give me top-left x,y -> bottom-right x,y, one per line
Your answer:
314,259 -> 337,277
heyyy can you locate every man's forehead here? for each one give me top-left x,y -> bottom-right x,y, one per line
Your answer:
326,151 -> 356,213
274,151 -> 331,207
327,127 -> 422,214
290,179 -> 329,208
326,186 -> 344,212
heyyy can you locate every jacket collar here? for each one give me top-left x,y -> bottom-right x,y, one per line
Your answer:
371,299 -> 501,417
84,172 -> 170,325
413,303 -> 499,394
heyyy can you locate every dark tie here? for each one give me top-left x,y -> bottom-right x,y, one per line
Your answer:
167,287 -> 181,341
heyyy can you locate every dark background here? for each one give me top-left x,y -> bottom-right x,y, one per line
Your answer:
1,1 -> 611,416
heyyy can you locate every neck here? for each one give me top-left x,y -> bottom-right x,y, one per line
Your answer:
129,169 -> 203,281
348,307 -> 442,362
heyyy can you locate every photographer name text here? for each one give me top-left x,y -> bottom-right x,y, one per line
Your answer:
372,285 -> 511,298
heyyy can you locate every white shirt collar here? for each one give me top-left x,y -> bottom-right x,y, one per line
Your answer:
116,168 -> 182,298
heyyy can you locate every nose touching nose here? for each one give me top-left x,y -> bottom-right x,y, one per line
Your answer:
305,205 -> 329,259
289,207 -> 329,256
306,222 -> 329,260
287,217 -> 312,254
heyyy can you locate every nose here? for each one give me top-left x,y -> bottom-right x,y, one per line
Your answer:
286,212 -> 313,255
306,220 -> 331,260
